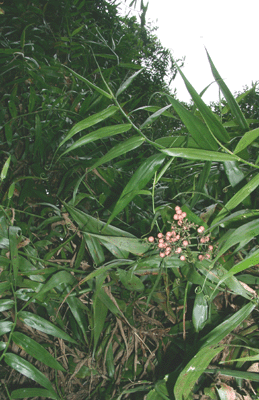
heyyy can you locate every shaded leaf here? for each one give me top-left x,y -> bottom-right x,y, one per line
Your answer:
161,147 -> 236,162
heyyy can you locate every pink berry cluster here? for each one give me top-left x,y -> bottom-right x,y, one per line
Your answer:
148,206 -> 215,261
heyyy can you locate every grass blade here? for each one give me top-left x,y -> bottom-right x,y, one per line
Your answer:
116,68 -> 144,97
234,127 -> 259,154
161,148 -> 236,162
206,49 -> 249,131
11,388 -> 58,399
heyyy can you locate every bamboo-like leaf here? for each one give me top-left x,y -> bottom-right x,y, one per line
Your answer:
4,353 -> 58,397
8,226 -> 21,287
60,123 -> 132,157
66,296 -> 89,343
89,135 -> 145,171
206,50 -> 249,131
223,161 -> 245,187
90,233 -> 150,256
234,127 -> 259,154
1,156 -> 11,181
222,87 -> 255,114
107,153 -> 165,225
174,345 -> 224,400
140,104 -> 172,129
92,275 -> 108,358
11,388 -> 58,400
192,289 -> 208,332
0,321 -> 13,336
118,269 -> 145,291
130,105 -> 177,119
116,68 -> 144,97
213,173 -> 259,223
166,95 -> 218,150
161,147 -> 236,162
176,66 -> 230,143
199,302 -> 256,349
63,65 -> 113,99
0,299 -> 14,312
83,233 -> 105,265
57,105 -> 119,150
35,271 -> 75,298
190,161 -> 212,207
18,311 -> 77,344
12,332 -> 66,371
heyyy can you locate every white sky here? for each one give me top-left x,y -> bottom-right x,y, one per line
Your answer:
119,0 -> 259,104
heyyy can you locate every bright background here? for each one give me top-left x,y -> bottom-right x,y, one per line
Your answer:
119,0 -> 259,104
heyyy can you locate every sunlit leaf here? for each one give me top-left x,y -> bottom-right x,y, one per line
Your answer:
18,311 -> 77,344
234,127 -> 259,154
161,147 -> 236,162
12,332 -> 66,371
10,388 -> 58,400
116,68 -> 144,97
4,353 -> 58,397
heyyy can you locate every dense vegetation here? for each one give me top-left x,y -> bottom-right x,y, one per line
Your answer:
1,1 -> 259,399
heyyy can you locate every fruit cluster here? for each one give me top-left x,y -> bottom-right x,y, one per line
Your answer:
148,206 -> 214,261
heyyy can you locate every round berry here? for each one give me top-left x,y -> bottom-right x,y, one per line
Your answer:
148,236 -> 154,243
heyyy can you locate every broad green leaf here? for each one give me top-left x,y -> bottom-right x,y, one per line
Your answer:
206,50 -> 249,131
9,226 -> 21,287
57,105 -> 119,150
89,135 -> 145,171
166,95 -> 218,150
161,147 -> 236,162
83,233 -> 105,265
60,123 -> 132,157
199,302 -> 256,349
12,332 -> 65,371
234,127 -> 259,154
107,153 -> 165,225
97,287 -> 123,317
66,296 -> 89,343
116,68 -> 144,97
176,66 -> 230,143
1,156 -> 11,181
91,233 -> 150,256
140,104 -> 172,129
213,173 -> 259,222
11,388 -> 58,400
118,269 -> 145,291
223,161 -> 245,187
35,271 -> 75,298
18,311 -> 77,344
0,321 -> 13,336
63,65 -> 113,99
192,289 -> 208,332
0,299 -> 14,312
4,353 -> 57,397
174,345 -> 224,400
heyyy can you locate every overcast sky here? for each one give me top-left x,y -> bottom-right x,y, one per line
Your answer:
119,0 -> 259,104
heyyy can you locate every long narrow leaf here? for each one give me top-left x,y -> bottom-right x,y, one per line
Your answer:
206,50 -> 249,131
107,153 -> 165,225
57,105 -> 119,150
166,95 -> 218,150
9,226 -> 21,287
89,135 -> 145,171
116,68 -> 144,97
11,388 -> 58,400
18,311 -> 77,344
63,65 -> 113,99
140,104 -> 172,129
174,345 -> 225,400
60,123 -> 132,157
234,127 -> 259,154
161,147 -> 236,162
176,66 -> 230,143
4,353 -> 57,397
12,332 -> 65,371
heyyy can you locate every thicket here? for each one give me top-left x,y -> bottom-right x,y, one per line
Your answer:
1,1 -> 259,399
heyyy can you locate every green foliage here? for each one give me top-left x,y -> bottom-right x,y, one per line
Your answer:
1,1 -> 259,399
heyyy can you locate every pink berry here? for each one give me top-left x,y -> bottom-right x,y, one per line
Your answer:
160,252 -> 165,258
157,232 -> 163,238
181,212 -> 187,218
205,254 -> 211,259
198,254 -> 204,260
175,235 -> 180,240
158,243 -> 164,248
200,237 -> 206,244
176,209 -> 182,215
175,206 -> 181,211
208,245 -> 213,251
173,214 -> 179,220
197,226 -> 205,233
180,255 -> 186,261
182,240 -> 189,247
159,238 -> 164,243
175,247 -> 182,254
148,236 -> 154,242
166,231 -> 172,237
